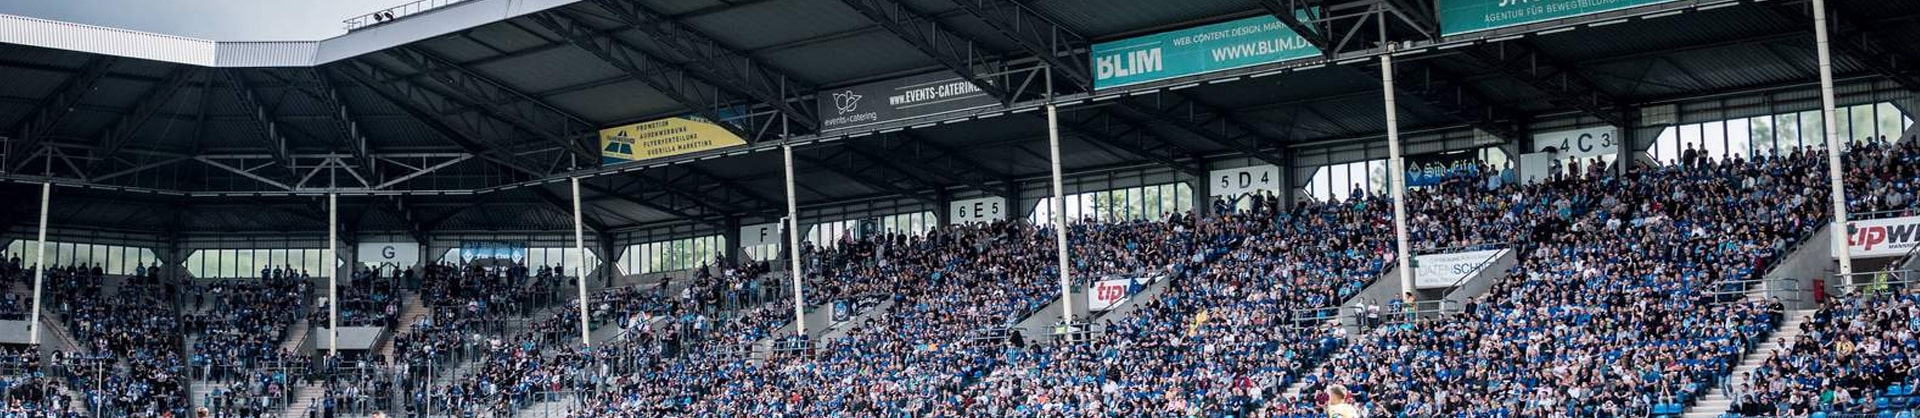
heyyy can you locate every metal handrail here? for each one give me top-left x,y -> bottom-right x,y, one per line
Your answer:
1705,276 -> 1804,304
1833,269 -> 1920,294
343,0 -> 474,31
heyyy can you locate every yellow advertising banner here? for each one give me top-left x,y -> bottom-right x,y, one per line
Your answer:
599,116 -> 745,165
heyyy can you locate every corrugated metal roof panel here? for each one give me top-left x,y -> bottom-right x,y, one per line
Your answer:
0,14 -> 216,65
216,42 -> 320,67
681,0 -> 874,52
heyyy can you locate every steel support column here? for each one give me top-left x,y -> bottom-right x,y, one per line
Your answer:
1047,104 -> 1073,333
571,177 -> 592,346
784,144 -> 806,337
1813,0 -> 1854,277
1383,47 -> 1414,301
26,182 -> 48,345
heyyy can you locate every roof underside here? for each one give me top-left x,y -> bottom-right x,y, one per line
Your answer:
2,0 -> 1917,236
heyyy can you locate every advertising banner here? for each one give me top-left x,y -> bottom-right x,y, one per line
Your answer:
1440,0 -> 1678,36
356,242 -> 420,268
459,241 -> 527,262
1091,12 -> 1320,90
741,222 -> 784,247
1838,216 -> 1920,259
599,116 -> 746,165
1413,249 -> 1508,289
1533,126 -> 1620,159
1405,151 -> 1480,187
1089,277 -> 1135,312
1209,165 -> 1281,196
950,196 -> 1008,225
819,71 -> 1000,131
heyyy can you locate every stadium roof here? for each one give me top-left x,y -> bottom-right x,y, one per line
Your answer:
1,0 -> 1917,238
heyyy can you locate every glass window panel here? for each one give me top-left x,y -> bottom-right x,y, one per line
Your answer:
1851,104 -> 1875,144
1750,117 -> 1775,158
1725,118 -> 1750,160
1653,127 -> 1677,164
1877,103 -> 1902,143
1803,110 -> 1826,149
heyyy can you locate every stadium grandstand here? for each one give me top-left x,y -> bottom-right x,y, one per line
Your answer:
0,0 -> 1918,416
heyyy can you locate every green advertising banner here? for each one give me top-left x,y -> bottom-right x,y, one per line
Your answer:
1090,13 -> 1320,90
1439,0 -> 1677,36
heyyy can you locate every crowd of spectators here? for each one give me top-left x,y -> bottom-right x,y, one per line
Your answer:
1844,137 -> 1920,217
325,267 -> 402,328
184,276 -> 310,377
54,283 -> 188,417
1726,289 -> 1919,417
1291,149 -> 1832,416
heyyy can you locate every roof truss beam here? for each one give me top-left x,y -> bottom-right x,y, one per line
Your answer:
1461,40 -> 1628,127
84,66 -> 197,178
1386,61 -> 1523,141
384,46 -> 598,162
838,0 -> 1015,101
333,59 -> 555,178
1768,0 -> 1920,93
527,11 -> 764,142
583,0 -> 819,130
949,0 -> 1092,92
1121,93 -> 1290,167
870,132 -> 1007,197
8,56 -> 119,172
219,70 -> 302,182
796,146 -> 940,205
1056,109 -> 1204,176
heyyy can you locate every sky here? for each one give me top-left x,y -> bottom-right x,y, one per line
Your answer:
0,0 -> 408,41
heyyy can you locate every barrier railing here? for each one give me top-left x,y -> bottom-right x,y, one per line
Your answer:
1833,269 -> 1919,294
1706,276 -> 1805,305
343,0 -> 473,31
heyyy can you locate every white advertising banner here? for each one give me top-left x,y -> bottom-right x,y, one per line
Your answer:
1532,126 -> 1620,158
950,196 -> 1008,225
1837,216 -> 1920,259
1089,278 -> 1134,312
1413,249 -> 1508,289
357,242 -> 421,268
741,222 -> 783,247
1209,165 -> 1281,196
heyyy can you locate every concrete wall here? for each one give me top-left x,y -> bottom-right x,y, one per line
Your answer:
314,326 -> 385,351
1767,226 -> 1834,309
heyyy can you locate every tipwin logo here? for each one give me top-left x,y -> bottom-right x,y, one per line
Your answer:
1851,220 -> 1919,252
833,90 -> 862,115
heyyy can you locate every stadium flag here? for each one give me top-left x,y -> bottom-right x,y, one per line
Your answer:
1090,9 -> 1321,90
1439,0 -> 1678,36
599,116 -> 746,165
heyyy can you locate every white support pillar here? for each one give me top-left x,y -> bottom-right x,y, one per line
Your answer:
785,144 -> 806,336
571,177 -> 592,346
1048,104 -> 1074,328
27,182 -> 49,345
1382,47 -> 1415,301
327,193 -> 339,357
1813,0 -> 1854,277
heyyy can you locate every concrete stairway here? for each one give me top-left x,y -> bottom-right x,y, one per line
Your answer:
1682,308 -> 1814,418
279,383 -> 329,418
377,293 -> 429,361
280,318 -> 310,352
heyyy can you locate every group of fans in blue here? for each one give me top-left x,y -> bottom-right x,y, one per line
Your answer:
0,137 -> 1910,418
